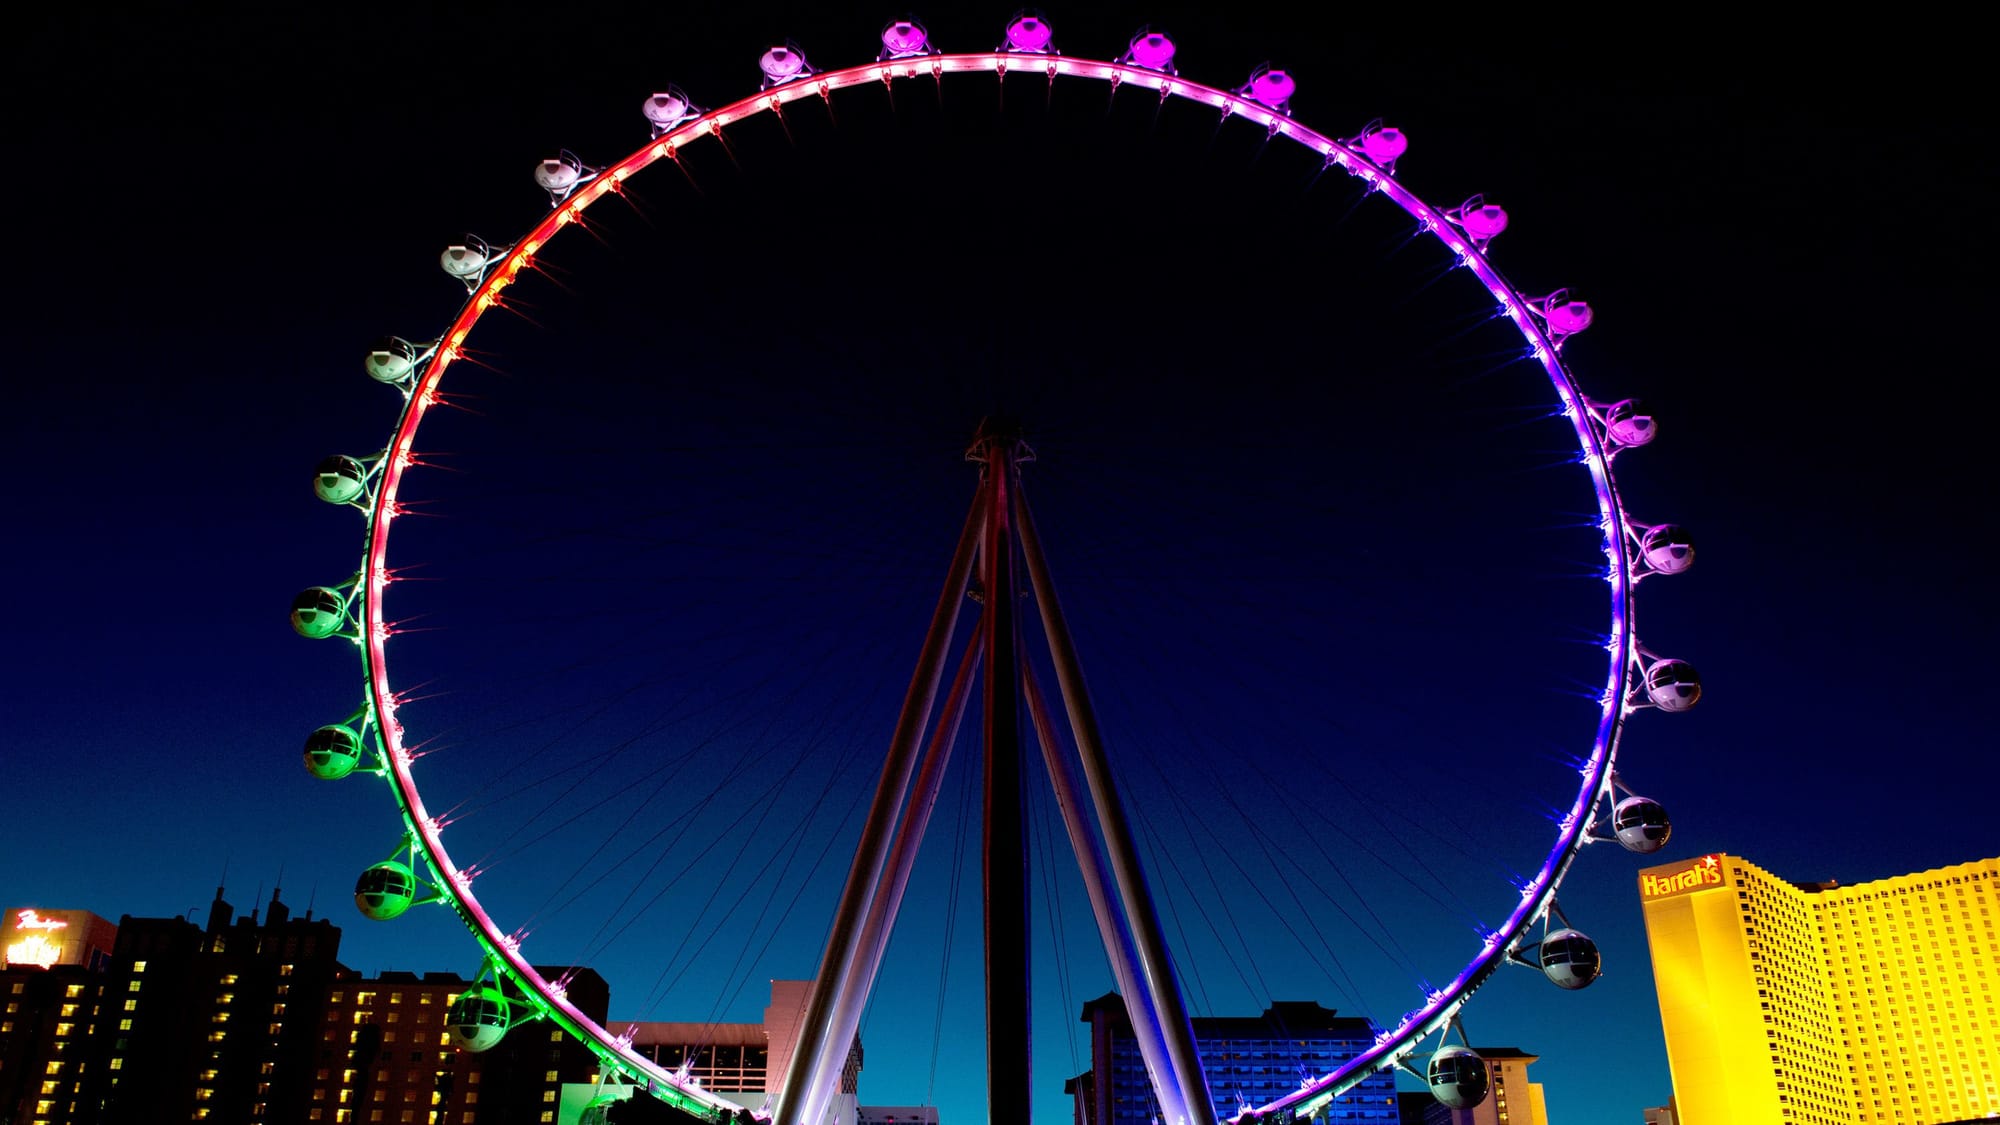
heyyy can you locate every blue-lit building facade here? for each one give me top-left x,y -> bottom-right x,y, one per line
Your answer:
1069,995 -> 1398,1125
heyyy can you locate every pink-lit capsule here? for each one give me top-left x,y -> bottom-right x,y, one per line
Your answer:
1003,12 -> 1053,53
1640,524 -> 1694,574
1124,29 -> 1176,71
1602,399 -> 1655,446
1545,297 -> 1594,336
881,19 -> 930,58
759,44 -> 810,86
1243,67 -> 1295,111
1361,126 -> 1408,165
1456,196 -> 1509,244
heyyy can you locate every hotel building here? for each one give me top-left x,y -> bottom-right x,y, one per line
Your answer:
1639,852 -> 1999,1125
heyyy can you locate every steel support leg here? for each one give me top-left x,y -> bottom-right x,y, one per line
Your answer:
1022,664 -> 1192,1125
1015,480 -> 1218,1125
797,624 -> 984,1125
773,487 -> 986,1125
980,440 -> 1032,1125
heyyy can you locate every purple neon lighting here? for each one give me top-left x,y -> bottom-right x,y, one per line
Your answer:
356,51 -> 1642,1121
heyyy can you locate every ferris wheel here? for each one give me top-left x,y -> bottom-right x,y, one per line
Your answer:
292,14 -> 1702,1125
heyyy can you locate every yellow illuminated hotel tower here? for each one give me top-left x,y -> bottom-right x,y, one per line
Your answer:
1639,852 -> 2000,1125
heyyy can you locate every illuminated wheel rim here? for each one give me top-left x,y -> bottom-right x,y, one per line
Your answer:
314,43 -> 1688,1123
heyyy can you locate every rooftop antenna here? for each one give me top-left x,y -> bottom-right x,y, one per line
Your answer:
304,882 -> 318,922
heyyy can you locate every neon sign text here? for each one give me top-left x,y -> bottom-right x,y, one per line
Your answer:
1642,855 -> 1724,898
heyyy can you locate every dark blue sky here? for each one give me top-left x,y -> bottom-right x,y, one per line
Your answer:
4,8 -> 1991,1125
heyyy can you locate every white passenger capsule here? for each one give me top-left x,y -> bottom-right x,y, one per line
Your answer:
1613,795 -> 1672,853
532,153 -> 588,201
1427,1047 -> 1488,1109
1644,658 -> 1701,711
1538,929 -> 1602,990
440,236 -> 492,284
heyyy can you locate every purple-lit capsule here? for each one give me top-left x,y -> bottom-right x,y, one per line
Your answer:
1640,524 -> 1695,574
1603,399 -> 1657,447
1124,29 -> 1176,71
1242,67 -> 1295,111
1644,659 -> 1701,711
759,44 -> 810,86
1003,12 -> 1053,53
880,19 -> 930,58
642,89 -> 695,134
1456,196 -> 1509,244
532,155 -> 584,198
1361,125 -> 1408,165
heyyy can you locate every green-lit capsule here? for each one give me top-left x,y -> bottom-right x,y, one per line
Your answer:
365,336 -> 421,383
354,861 -> 416,920
313,455 -> 368,504
446,987 -> 513,1052
291,587 -> 349,639
303,724 -> 363,780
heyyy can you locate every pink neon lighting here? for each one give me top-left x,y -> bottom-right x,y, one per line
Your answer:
1125,32 -> 1176,71
881,21 -> 929,58
1004,15 -> 1053,53
1242,68 -> 1295,110
1361,126 -> 1408,165
356,51 -> 1644,1121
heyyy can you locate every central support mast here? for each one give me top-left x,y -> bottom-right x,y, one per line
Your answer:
973,419 -> 1033,1124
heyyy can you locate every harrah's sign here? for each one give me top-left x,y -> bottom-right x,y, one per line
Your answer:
1642,855 -> 1725,899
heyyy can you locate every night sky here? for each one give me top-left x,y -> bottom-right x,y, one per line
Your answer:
4,8 -> 1992,1125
